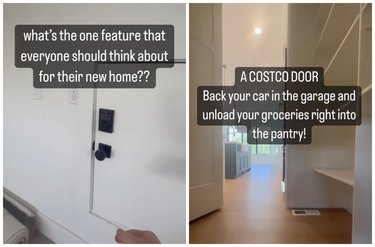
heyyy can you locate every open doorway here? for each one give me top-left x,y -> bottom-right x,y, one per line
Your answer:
222,1 -> 286,214
190,4 -> 290,243
189,3 -> 360,243
221,2 -> 287,196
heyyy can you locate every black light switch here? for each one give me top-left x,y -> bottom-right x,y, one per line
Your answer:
98,108 -> 114,133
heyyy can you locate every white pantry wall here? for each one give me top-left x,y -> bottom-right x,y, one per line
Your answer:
3,3 -> 185,243
286,4 -> 355,212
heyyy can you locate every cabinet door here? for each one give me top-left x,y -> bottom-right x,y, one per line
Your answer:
244,155 -> 248,170
236,152 -> 241,176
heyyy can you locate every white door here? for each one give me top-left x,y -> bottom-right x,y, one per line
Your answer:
189,4 -> 223,221
92,64 -> 185,243
90,5 -> 186,244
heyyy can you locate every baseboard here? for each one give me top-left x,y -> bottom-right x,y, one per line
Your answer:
36,212 -> 88,244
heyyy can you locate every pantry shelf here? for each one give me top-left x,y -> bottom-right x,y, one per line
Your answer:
362,83 -> 372,96
315,4 -> 360,55
314,168 -> 354,186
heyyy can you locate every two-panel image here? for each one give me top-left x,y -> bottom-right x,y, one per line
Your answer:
3,2 -> 372,245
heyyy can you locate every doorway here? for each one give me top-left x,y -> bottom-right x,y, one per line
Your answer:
189,3 -> 355,244
221,1 -> 287,198
221,1 -> 287,209
190,3 -> 289,242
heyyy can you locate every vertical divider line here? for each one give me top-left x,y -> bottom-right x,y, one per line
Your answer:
89,61 -> 99,213
89,86 -> 97,212
88,63 -> 129,230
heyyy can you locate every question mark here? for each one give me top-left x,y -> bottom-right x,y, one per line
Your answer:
137,70 -> 150,82
144,70 -> 150,82
137,70 -> 144,82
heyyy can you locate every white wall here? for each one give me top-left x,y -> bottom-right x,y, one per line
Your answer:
4,3 -> 185,243
286,4 -> 355,212
352,4 -> 372,243
352,90 -> 372,243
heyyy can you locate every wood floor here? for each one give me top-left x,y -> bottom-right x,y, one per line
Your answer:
189,164 -> 352,244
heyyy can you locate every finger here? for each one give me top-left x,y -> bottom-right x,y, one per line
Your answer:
115,228 -> 128,243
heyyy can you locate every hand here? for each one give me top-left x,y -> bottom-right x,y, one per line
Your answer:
115,228 -> 161,244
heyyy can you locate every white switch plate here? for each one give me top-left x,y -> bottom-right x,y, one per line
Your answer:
68,89 -> 78,105
32,88 -> 43,100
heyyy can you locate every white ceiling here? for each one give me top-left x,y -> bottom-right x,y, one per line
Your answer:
223,4 -> 288,85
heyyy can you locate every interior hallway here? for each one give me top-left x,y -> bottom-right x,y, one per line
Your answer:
189,164 -> 352,243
